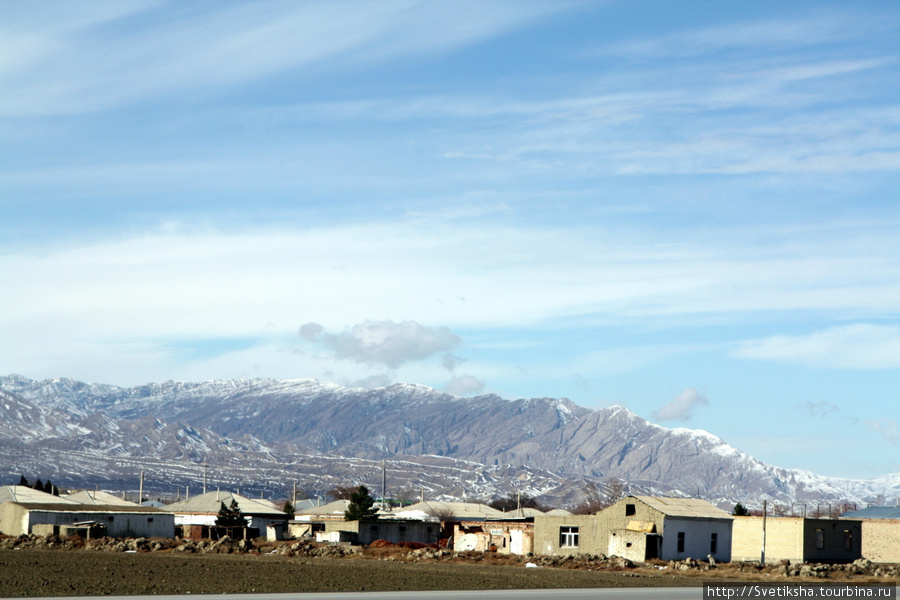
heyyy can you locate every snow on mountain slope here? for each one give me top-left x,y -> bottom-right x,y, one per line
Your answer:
0,374 -> 896,507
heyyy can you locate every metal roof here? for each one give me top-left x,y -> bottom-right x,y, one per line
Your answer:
631,496 -> 733,519
5,503 -> 167,514
0,485 -> 80,505
295,499 -> 349,515
165,491 -> 285,515
392,501 -> 506,520
841,506 -> 900,519
65,490 -> 141,506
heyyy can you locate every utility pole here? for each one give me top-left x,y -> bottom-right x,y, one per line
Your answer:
761,500 -> 767,565
381,460 -> 387,510
139,471 -> 144,505
203,462 -> 208,494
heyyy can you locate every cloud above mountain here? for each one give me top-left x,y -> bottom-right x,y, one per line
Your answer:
654,387 -> 710,422
299,319 -> 460,369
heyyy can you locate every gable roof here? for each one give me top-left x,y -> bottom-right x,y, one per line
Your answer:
391,501 -> 506,520
0,485 -> 79,505
165,491 -> 285,516
65,490 -> 141,507
632,496 -> 733,519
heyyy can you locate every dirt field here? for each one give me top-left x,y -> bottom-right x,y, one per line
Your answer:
0,550 -> 691,596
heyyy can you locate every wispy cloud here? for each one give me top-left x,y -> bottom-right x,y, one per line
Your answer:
444,375 -> 485,396
734,324 -> 900,369
0,1 -> 573,116
654,387 -> 710,422
793,401 -> 839,419
866,419 -> 900,445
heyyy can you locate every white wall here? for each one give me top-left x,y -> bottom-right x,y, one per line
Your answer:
661,517 -> 732,562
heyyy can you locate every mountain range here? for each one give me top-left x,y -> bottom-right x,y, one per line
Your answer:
1,374 -> 897,510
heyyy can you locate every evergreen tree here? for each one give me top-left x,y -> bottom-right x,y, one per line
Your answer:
733,502 -> 750,516
18,475 -> 28,486
344,485 -> 378,521
32,478 -> 43,491
283,500 -> 295,519
43,480 -> 53,494
215,499 -> 245,528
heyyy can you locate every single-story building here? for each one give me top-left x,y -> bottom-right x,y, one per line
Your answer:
731,516 -> 862,564
452,517 -> 534,554
535,496 -> 733,563
166,491 -> 287,539
0,485 -> 174,539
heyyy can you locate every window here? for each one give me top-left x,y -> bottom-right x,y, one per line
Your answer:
710,533 -> 718,554
816,529 -> 824,549
399,526 -> 406,533
625,504 -> 636,516
844,530 -> 853,551
559,526 -> 579,548
676,532 -> 685,553
148,518 -> 153,523
370,525 -> 379,532
426,527 -> 433,534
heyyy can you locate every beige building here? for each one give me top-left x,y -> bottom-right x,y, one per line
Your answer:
535,496 -> 733,563
731,516 -> 862,564
859,520 -> 900,563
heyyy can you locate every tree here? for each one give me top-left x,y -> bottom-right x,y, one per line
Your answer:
489,493 -> 547,513
32,478 -> 44,491
18,475 -> 28,486
283,500 -> 295,519
732,502 -> 750,516
344,485 -> 378,521
215,499 -> 246,528
43,480 -> 53,494
327,486 -> 358,501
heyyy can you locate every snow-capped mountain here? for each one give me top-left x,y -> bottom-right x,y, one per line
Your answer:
0,374 -> 895,508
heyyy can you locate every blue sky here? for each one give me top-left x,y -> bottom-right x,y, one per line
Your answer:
2,1 -> 898,480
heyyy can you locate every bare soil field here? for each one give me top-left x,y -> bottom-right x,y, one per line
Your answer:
0,550 -> 687,597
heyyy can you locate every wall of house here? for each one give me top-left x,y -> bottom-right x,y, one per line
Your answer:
0,503 -> 30,536
608,529 -> 660,562
0,505 -> 175,538
533,515 -> 606,556
358,520 -> 439,546
802,519 -> 861,563
732,516 -> 805,563
660,517 -> 732,562
861,519 -> 900,563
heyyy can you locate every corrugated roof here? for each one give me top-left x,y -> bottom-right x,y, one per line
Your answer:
504,507 -> 546,518
65,490 -> 141,507
544,508 -> 574,516
0,486 -> 79,505
632,496 -> 733,519
841,506 -> 900,519
392,501 -> 506,519
295,499 -> 349,515
6,503 -> 166,514
165,491 -> 285,515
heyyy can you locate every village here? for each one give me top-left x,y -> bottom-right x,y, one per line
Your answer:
2,479 -> 899,573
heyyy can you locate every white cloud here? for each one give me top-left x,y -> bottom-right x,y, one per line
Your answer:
300,320 -> 460,369
866,419 -> 900,446
733,324 -> 900,369
653,388 -> 710,422
444,375 -> 485,396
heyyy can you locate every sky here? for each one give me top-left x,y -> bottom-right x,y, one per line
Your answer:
1,0 -> 898,481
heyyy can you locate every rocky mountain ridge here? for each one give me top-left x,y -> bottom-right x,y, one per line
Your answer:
1,374 -> 896,508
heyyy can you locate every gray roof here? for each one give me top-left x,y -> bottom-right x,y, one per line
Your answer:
841,506 -> 900,519
166,491 -> 285,516
0,486 -> 79,505
632,496 -> 733,520
65,490 -> 141,506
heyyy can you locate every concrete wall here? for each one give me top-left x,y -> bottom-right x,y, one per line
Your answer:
732,517 -> 861,564
861,519 -> 900,563
533,515 -> 607,556
359,520 -> 439,546
0,504 -> 174,538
